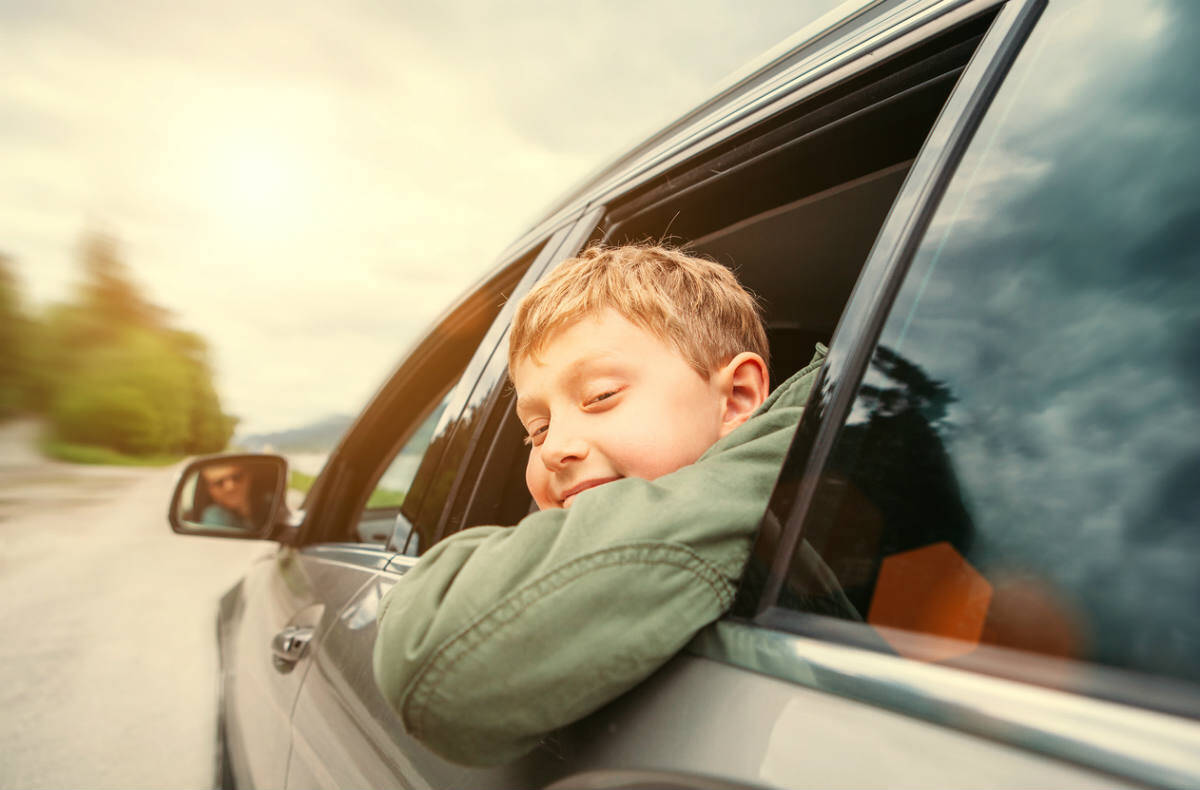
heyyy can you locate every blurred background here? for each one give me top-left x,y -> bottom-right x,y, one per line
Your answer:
0,1 -> 839,786
3,0 -> 840,452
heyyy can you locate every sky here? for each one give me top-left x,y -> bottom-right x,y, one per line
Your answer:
1,0 -> 842,435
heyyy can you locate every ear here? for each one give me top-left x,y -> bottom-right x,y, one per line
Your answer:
715,352 -> 769,438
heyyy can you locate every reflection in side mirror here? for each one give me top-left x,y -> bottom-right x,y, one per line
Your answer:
169,454 -> 287,539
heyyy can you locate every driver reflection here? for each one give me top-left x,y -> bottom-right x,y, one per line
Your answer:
200,464 -> 254,529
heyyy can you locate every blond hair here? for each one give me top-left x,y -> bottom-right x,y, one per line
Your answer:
508,244 -> 768,379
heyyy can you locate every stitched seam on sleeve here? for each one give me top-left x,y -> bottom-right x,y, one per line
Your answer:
404,541 -> 733,734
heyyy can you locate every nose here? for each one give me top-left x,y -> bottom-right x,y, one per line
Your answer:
540,424 -> 589,472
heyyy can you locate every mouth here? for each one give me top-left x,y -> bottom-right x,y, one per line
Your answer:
559,477 -> 621,508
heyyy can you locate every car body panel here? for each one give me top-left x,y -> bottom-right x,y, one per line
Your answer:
222,550 -> 312,790
559,650 -> 1134,790
694,622 -> 1200,789
221,546 -> 395,788
285,567 -> 565,789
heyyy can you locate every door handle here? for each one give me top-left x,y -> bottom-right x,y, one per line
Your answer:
271,625 -> 314,673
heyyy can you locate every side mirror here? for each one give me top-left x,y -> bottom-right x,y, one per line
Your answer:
169,454 -> 288,539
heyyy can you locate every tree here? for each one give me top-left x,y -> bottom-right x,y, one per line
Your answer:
0,254 -> 32,417
38,231 -> 238,456
77,233 -> 168,334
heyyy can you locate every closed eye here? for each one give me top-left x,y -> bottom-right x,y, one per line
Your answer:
585,390 -> 620,407
523,424 -> 548,446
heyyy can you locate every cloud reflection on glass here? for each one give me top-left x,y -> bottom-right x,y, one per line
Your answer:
814,0 -> 1200,689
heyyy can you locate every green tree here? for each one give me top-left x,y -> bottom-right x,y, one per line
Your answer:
40,231 -> 238,457
167,328 -> 237,453
0,254 -> 33,417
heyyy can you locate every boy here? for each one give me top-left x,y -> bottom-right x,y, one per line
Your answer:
373,245 -> 826,765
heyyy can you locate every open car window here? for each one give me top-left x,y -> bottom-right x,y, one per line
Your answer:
455,9 -> 1000,536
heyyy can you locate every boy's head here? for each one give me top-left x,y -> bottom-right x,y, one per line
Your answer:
510,245 -> 771,510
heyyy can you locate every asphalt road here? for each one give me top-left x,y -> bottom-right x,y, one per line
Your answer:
0,421 -> 270,789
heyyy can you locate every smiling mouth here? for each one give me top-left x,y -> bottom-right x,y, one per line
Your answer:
560,477 -> 621,507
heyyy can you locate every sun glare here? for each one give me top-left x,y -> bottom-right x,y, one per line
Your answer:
175,94 -> 322,242
230,148 -> 291,209
212,132 -> 311,237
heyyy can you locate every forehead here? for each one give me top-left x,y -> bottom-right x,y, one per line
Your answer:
202,464 -> 239,480
514,314 -> 693,418
513,311 -> 655,382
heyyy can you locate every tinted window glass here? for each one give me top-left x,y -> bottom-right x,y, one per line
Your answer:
402,227 -> 585,549
782,0 -> 1200,696
353,397 -> 449,546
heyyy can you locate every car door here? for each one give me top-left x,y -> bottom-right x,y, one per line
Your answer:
669,0 -> 1200,787
283,209 -> 602,790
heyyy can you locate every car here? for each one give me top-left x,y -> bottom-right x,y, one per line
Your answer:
168,0 -> 1200,786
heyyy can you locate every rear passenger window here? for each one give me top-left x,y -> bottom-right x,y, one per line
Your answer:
776,0 -> 1200,711
464,12 -> 999,527
346,238 -> 554,550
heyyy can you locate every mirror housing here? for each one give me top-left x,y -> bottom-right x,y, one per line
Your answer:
169,453 -> 288,539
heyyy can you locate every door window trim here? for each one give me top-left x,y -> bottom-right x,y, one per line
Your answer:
399,232 -> 564,535
297,235 -> 555,547
689,619 -> 1200,790
583,0 -> 1005,215
418,205 -> 606,547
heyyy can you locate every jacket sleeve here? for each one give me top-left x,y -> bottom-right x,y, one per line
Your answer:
373,347 -> 826,766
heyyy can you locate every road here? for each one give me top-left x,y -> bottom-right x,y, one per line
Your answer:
0,420 -> 270,789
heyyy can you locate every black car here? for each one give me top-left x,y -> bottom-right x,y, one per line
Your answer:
170,0 -> 1200,786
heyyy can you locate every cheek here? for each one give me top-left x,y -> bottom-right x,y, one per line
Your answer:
525,451 -> 558,510
627,389 -> 723,478
604,417 -> 715,481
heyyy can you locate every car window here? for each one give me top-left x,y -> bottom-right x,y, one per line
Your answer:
377,214 -> 613,552
772,0 -> 1200,713
394,239 -> 554,540
318,236 -> 559,550
354,396 -> 449,547
458,13 -> 998,533
419,209 -> 603,541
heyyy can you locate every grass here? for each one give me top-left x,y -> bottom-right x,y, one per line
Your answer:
289,469 -> 317,493
288,468 -> 405,508
40,437 -> 183,467
366,487 -> 405,508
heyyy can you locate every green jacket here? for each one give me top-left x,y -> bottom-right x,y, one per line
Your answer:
373,345 -> 827,766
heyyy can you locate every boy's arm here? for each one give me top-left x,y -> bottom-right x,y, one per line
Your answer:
373,348 -> 825,766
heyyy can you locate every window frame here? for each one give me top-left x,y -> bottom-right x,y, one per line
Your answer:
741,0 -> 1046,618
353,389 -> 453,547
410,205 -> 605,549
396,234 -> 561,540
295,231 -> 562,548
